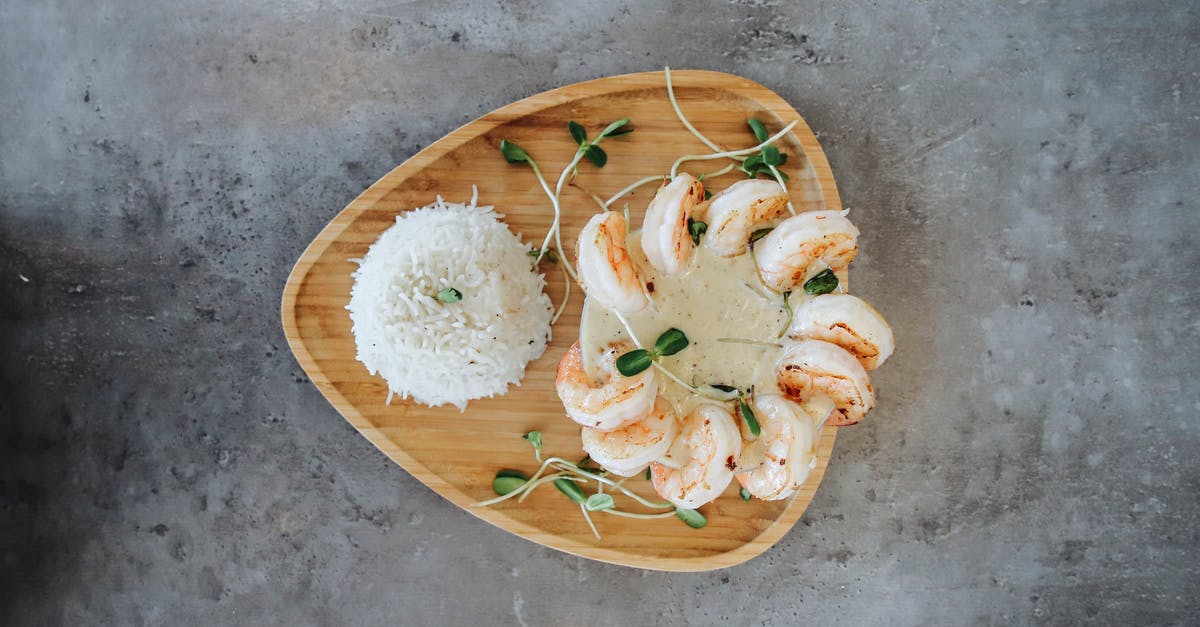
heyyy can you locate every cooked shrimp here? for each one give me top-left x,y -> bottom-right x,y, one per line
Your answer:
696,179 -> 790,256
556,341 -> 657,431
576,211 -> 648,314
734,395 -> 818,500
650,403 -> 742,509
788,294 -> 895,370
641,173 -> 705,276
581,396 -> 678,477
755,210 -> 859,292
776,339 -> 875,426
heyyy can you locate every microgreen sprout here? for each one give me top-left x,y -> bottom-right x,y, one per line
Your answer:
435,287 -> 463,303
738,391 -> 761,437
688,218 -> 708,246
473,434 -> 691,539
748,227 -> 773,247
803,268 -> 839,295
778,290 -> 794,339
740,487 -> 753,501
616,328 -> 690,376
522,430 -> 543,461
674,507 -> 707,529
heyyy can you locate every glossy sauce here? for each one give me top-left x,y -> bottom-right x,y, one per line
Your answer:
579,230 -> 803,418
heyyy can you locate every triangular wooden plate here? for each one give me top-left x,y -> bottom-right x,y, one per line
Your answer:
281,70 -> 844,571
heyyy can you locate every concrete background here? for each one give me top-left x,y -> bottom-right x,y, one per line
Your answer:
2,1 -> 1197,624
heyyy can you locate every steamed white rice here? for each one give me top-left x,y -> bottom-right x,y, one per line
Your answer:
347,190 -> 553,410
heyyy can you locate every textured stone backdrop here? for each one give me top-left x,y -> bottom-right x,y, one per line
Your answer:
2,1 -> 1197,624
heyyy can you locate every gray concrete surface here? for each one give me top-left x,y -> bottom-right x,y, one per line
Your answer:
2,1 -> 1197,624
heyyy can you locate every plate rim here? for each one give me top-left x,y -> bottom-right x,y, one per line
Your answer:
281,69 -> 843,571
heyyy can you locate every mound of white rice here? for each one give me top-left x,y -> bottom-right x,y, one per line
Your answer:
347,190 -> 553,410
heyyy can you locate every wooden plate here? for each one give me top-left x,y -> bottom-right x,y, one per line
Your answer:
281,70 -> 843,571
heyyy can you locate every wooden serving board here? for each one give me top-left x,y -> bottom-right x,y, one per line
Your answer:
281,70 -> 843,571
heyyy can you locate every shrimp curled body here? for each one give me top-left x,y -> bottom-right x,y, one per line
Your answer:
576,211 -> 648,314
755,210 -> 859,292
581,397 -> 678,477
651,403 -> 742,509
697,179 -> 790,256
735,395 -> 818,500
788,294 -> 895,370
641,173 -> 706,276
776,339 -> 875,426
556,341 -> 656,431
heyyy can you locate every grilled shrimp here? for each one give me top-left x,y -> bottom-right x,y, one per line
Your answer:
776,339 -> 875,426
696,179 -> 790,256
650,403 -> 742,509
788,294 -> 895,370
581,396 -> 678,477
641,173 -> 705,276
755,210 -> 859,292
735,395 -> 819,500
576,211 -> 648,314
556,341 -> 657,431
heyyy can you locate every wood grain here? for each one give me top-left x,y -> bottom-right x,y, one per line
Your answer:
281,70 -> 844,571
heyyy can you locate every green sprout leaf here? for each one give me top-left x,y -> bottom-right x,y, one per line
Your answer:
653,328 -> 689,356
568,120 -> 587,146
554,478 -> 586,504
762,144 -> 782,166
747,118 -> 770,143
522,430 -> 543,460
584,493 -> 616,512
493,470 -> 530,496
500,139 -> 530,164
675,507 -> 707,529
741,153 -> 765,177
688,218 -> 707,245
739,397 -> 761,436
615,348 -> 654,376
645,467 -> 652,481
704,189 -> 713,200
710,384 -> 737,393
528,247 -> 559,264
436,287 -> 463,303
740,487 -> 753,501
803,268 -> 839,295
585,144 -> 608,168
600,118 -> 632,138
748,227 -> 773,247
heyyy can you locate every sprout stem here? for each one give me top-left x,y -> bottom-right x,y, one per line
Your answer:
671,121 -> 800,178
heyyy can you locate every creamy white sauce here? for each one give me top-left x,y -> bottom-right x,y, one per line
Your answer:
579,230 -> 807,418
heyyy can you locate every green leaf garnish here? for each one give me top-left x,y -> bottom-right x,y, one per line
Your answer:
585,145 -> 607,168
747,118 -> 769,143
704,189 -> 712,200
762,144 -> 782,166
688,218 -> 707,245
741,153 -> 765,177
493,470 -> 530,496
528,247 -> 559,263
599,118 -> 632,138
522,430 -> 543,460
615,348 -> 654,376
803,268 -> 839,295
740,487 -> 752,501
644,467 -> 652,481
675,507 -> 707,529
554,478 -> 586,504
500,139 -> 529,164
584,493 -> 615,512
568,120 -> 587,146
748,227 -> 773,247
739,397 -> 761,437
653,328 -> 689,356
709,384 -> 737,393
436,287 -> 463,303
